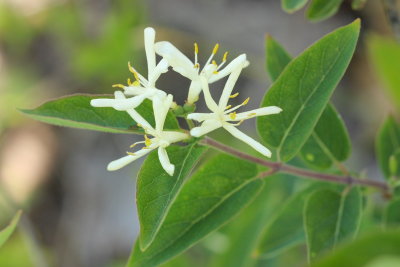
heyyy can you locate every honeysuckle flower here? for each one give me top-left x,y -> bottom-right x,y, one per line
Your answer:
106,93 -> 189,176
91,27 -> 170,110
187,71 -> 282,158
154,40 -> 249,104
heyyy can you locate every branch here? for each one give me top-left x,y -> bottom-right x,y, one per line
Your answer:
201,137 -> 390,194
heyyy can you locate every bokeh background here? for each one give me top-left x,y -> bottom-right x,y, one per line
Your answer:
0,0 -> 398,266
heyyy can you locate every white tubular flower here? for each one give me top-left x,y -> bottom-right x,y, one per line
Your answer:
154,40 -> 249,104
187,73 -> 282,158
91,27 -> 171,110
107,94 -> 189,176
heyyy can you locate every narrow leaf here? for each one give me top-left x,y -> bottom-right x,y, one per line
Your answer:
385,198 -> 400,227
137,144 -> 207,250
281,0 -> 309,13
304,187 -> 362,262
258,20 -> 359,162
265,35 -> 351,168
21,94 -> 179,134
0,211 -> 22,248
128,153 -> 262,267
312,230 -> 400,267
369,36 -> 400,110
306,0 -> 344,22
376,115 -> 400,180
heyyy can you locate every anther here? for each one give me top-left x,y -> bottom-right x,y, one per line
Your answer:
223,51 -> 228,62
242,97 -> 250,106
212,43 -> 219,55
229,92 -> 239,98
144,135 -> 152,147
126,152 -> 136,156
229,112 -> 237,120
128,62 -> 140,82
212,60 -> 218,66
194,42 -> 199,54
247,112 -> 257,117
194,63 -> 200,69
112,84 -> 125,89
225,105 -> 232,110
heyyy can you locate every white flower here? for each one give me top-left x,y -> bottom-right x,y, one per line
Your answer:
91,27 -> 170,110
107,94 -> 189,176
154,40 -> 249,104
187,70 -> 282,158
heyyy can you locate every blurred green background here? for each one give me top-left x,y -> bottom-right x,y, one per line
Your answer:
0,0 -> 399,266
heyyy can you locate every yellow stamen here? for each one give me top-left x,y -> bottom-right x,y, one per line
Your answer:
212,43 -> 219,55
242,97 -> 250,106
127,152 -> 136,156
194,42 -> 199,54
112,84 -> 125,89
194,63 -> 200,69
229,112 -> 237,120
229,92 -> 239,98
213,71 -> 219,74
127,78 -> 132,86
130,143 -> 137,148
128,62 -> 140,82
212,60 -> 218,66
225,105 -> 232,110
232,120 -> 244,126
247,112 -> 257,117
144,135 -> 152,147
223,51 -> 228,62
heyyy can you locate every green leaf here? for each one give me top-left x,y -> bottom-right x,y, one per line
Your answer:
376,115 -> 400,180
211,174 -> 296,267
306,0 -> 344,22
257,20 -> 359,162
385,198 -> 400,227
369,36 -> 400,109
21,94 -> 180,134
311,230 -> 400,267
137,144 -> 207,250
265,35 -> 351,169
300,104 -> 351,169
304,187 -> 362,262
281,0 -> 309,13
0,211 -> 22,248
128,153 -> 262,267
257,182 -> 329,258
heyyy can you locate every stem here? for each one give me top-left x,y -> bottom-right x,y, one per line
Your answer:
185,118 -> 195,129
201,137 -> 390,194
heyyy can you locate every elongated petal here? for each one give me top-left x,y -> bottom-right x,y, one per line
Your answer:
124,86 -> 148,96
223,124 -> 271,157
200,76 -> 219,112
190,119 -> 222,137
144,27 -> 156,79
107,148 -> 153,171
114,94 -> 149,110
187,80 -> 202,104
226,106 -> 282,121
209,54 -> 247,83
162,131 -> 189,143
148,58 -> 169,87
158,147 -> 175,176
155,41 -> 198,80
218,67 -> 243,110
187,112 -> 215,122
153,94 -> 173,132
90,98 -> 117,108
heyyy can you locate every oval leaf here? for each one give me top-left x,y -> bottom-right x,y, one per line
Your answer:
0,210 -> 22,248
312,230 -> 400,267
137,144 -> 207,250
265,35 -> 351,168
304,187 -> 362,262
376,115 -> 400,180
257,20 -> 360,162
306,0 -> 344,22
128,153 -> 262,267
281,0 -> 309,13
21,94 -> 179,134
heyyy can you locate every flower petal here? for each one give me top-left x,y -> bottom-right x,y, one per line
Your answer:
158,147 -> 175,176
218,67 -> 243,110
107,148 -> 153,171
114,94 -> 149,110
200,76 -> 219,112
209,54 -> 247,83
153,94 -> 173,132
124,86 -> 148,96
187,80 -> 202,104
223,124 -> 272,157
226,106 -> 282,121
148,58 -> 169,87
190,119 -> 222,137
162,131 -> 189,143
155,41 -> 198,80
187,112 -> 215,122
144,27 -> 156,79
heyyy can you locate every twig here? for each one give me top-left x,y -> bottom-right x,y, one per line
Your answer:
201,137 -> 390,194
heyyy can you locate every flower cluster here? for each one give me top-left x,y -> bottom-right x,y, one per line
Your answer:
91,27 -> 282,176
